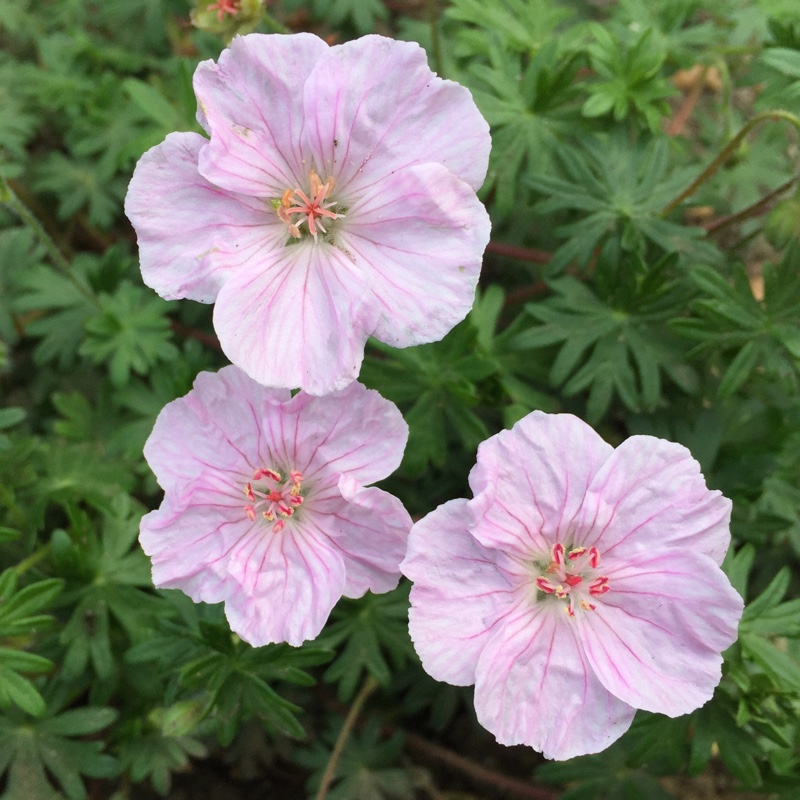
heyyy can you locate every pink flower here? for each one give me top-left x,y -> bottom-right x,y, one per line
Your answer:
401,412 -> 743,760
140,365 -> 412,646
124,33 -> 491,395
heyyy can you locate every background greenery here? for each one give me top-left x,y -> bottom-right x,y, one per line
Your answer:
1,0 -> 800,797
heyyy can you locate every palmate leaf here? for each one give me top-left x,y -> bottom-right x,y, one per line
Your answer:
50,495 -> 166,684
671,245 -> 800,395
297,718 -> 413,800
13,260 -> 97,369
0,569 -> 62,717
31,151 -> 126,229
446,0 -> 573,53
527,134 -> 712,272
120,731 -> 207,796
310,0 -> 387,34
513,267 -> 697,423
80,282 -> 179,387
317,585 -> 415,703
536,721 -> 679,800
361,320 -> 495,477
461,36 -> 584,218
0,705 -> 118,800
0,225 -> 45,345
614,0 -> 719,61
582,24 -> 676,131
127,600 -> 331,746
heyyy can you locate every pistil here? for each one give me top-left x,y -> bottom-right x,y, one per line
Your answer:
277,169 -> 343,239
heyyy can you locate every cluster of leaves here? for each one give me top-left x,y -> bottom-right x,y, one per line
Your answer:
1,0 -> 800,799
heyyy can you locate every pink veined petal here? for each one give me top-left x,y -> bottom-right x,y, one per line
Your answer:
474,602 -> 636,760
143,365 -> 291,494
467,412 -> 614,558
125,132 -> 283,302
403,499 -> 520,686
306,474 -> 411,598
574,436 -> 732,564
223,524 -> 347,647
270,382 -> 408,486
302,35 -> 490,196
578,549 -> 743,717
194,33 -> 329,196
338,163 -> 490,348
212,241 -> 379,395
140,500 -> 251,605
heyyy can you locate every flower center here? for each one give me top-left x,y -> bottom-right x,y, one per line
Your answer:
275,169 -> 344,240
535,543 -> 610,617
207,0 -> 240,22
243,467 -> 304,534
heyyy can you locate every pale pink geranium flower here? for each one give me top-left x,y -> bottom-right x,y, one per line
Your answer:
401,412 -> 743,760
140,365 -> 411,646
124,33 -> 491,395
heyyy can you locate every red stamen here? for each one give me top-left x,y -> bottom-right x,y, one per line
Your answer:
565,575 -> 583,587
589,576 -> 610,596
536,577 -> 555,593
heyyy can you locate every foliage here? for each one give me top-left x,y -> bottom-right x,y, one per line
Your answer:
1,0 -> 800,797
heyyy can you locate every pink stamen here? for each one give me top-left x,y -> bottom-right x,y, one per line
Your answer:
207,0 -> 240,22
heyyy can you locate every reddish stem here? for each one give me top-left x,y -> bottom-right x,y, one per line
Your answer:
487,240 -> 552,264
170,320 -> 221,350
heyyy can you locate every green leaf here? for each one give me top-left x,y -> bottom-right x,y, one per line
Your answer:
0,668 -> 46,716
80,282 -> 178,386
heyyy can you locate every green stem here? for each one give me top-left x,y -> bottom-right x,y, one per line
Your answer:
16,544 -> 52,576
660,110 -> 800,217
1,176 -> 71,274
315,676 -> 379,800
261,8 -> 290,34
0,175 -> 100,307
428,0 -> 443,76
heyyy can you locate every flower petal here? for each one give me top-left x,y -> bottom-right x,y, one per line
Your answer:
575,436 -> 731,564
467,412 -> 613,557
212,241 -> 379,395
140,500 -> 249,605
303,35 -> 490,195
308,475 -> 411,597
125,132 -> 281,302
339,163 -> 490,347
273,381 -> 408,486
223,525 -> 347,647
194,33 -> 329,196
579,549 -> 743,716
143,365 -> 290,494
474,603 -> 636,759
403,500 -> 519,686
